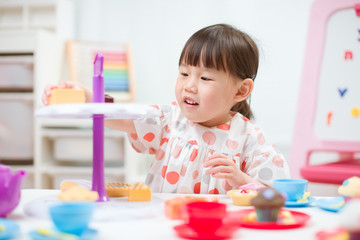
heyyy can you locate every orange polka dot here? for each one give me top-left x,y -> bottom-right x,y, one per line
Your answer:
222,181 -> 233,191
226,139 -> 238,149
188,140 -> 198,145
166,171 -> 180,185
156,149 -> 165,160
241,160 -> 247,171
257,133 -> 265,145
242,116 -> 253,124
143,132 -> 155,142
194,182 -> 201,194
162,166 -> 167,178
192,170 -> 199,179
272,155 -> 284,168
172,145 -> 182,158
149,148 -> 156,154
208,188 -> 219,194
189,149 -> 198,162
130,133 -> 138,140
202,131 -> 216,145
180,165 -> 187,176
217,124 -> 230,131
160,138 -> 169,146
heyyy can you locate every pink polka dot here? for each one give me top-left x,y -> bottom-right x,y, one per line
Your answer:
249,160 -> 262,170
192,170 -> 199,179
272,155 -> 284,168
217,124 -> 230,131
149,148 -> 156,154
171,101 -> 177,106
172,145 -> 182,158
143,132 -> 155,142
166,171 -> 180,185
156,149 -> 165,160
189,149 -> 198,162
226,139 -> 238,149
180,165 -> 187,176
257,133 -> 265,145
202,131 -> 216,145
164,125 -> 171,133
187,140 -> 198,145
208,188 -> 219,194
130,133 -> 138,140
222,181 -> 233,191
131,143 -> 141,153
194,182 -> 201,194
150,105 -> 159,109
235,153 -> 241,158
262,152 -> 270,158
162,166 -> 167,178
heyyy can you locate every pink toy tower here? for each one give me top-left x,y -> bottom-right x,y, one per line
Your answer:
289,0 -> 360,184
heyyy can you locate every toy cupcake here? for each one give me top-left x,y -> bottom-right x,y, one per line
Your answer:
227,183 -> 264,206
250,188 -> 285,222
338,177 -> 360,202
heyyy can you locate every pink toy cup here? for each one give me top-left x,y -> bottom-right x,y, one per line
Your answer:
184,202 -> 227,233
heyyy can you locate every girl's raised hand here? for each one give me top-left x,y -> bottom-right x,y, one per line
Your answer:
203,153 -> 245,189
42,81 -> 93,105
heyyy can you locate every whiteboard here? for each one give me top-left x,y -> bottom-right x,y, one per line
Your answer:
314,8 -> 360,141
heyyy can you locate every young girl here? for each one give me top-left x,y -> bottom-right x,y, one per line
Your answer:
43,24 -> 290,194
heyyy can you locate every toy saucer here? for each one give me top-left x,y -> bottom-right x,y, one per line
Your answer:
173,223 -> 239,240
316,197 -> 345,212
226,209 -> 310,230
285,197 -> 315,207
0,218 -> 20,240
29,228 -> 97,240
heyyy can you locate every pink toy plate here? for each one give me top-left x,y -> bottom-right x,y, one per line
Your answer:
174,223 -> 239,240
226,209 -> 310,230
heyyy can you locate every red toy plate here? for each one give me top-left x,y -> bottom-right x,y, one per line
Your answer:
226,208 -> 310,230
173,223 -> 240,240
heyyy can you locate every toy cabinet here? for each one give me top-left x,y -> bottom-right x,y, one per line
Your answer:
0,0 -> 146,189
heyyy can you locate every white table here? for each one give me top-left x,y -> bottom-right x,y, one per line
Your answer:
7,189 -> 343,240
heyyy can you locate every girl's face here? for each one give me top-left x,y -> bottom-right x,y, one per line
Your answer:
175,63 -> 240,127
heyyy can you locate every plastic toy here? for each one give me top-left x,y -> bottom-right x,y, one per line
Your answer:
49,202 -> 95,235
0,164 -> 26,217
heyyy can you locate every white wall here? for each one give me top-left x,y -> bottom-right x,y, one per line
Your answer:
74,0 -> 314,159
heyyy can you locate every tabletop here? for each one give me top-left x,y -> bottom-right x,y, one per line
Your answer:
5,189 -> 345,240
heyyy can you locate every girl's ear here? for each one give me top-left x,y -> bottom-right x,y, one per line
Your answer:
234,78 -> 254,102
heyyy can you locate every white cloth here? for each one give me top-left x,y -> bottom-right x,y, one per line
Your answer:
128,103 -> 290,194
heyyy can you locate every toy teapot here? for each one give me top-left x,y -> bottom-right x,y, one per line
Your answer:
0,164 -> 26,217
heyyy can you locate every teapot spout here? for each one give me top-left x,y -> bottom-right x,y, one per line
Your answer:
10,170 -> 27,192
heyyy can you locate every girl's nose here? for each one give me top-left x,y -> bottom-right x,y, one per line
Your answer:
184,78 -> 198,93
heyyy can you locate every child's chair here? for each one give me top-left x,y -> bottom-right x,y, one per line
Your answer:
289,0 -> 360,184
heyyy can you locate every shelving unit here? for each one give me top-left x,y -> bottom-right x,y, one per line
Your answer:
0,0 -> 75,38
0,0 -> 148,189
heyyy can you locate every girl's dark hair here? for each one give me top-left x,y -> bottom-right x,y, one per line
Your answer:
179,24 -> 259,119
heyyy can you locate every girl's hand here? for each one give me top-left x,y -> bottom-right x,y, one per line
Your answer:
204,153 -> 245,189
42,81 -> 93,105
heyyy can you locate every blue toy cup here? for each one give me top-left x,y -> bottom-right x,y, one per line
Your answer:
273,179 -> 308,202
49,202 -> 95,235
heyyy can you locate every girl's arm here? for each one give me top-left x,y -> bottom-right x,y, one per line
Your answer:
42,81 -> 136,134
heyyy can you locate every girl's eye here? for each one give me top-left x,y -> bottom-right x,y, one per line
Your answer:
201,77 -> 212,81
181,73 -> 188,77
